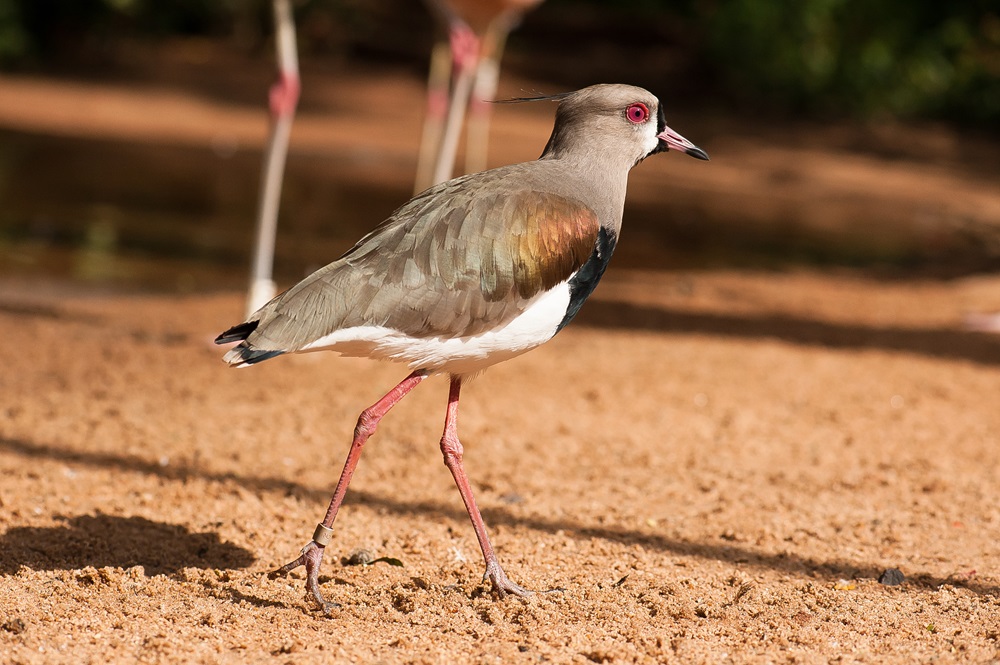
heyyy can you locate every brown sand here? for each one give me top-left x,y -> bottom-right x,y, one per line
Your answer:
1,55 -> 999,663
2,268 -> 999,663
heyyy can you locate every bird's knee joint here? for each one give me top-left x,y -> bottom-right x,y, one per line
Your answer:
442,451 -> 462,469
354,412 -> 377,439
440,437 -> 464,465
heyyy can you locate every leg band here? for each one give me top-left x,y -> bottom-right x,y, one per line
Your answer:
312,523 -> 334,547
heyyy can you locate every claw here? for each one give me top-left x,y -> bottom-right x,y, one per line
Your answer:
484,560 -> 533,598
271,541 -> 340,613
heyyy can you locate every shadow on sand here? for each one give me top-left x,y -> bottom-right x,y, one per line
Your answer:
0,512 -> 255,576
576,299 -> 1000,366
1,436 -> 996,598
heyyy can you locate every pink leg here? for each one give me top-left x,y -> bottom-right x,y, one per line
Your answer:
269,68 -> 300,118
440,376 -> 532,597
448,20 -> 480,75
428,20 -> 480,187
272,370 -> 427,612
414,39 -> 452,194
246,0 -> 301,316
964,312 -> 1000,332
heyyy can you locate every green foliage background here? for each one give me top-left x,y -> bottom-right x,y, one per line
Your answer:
699,0 -> 1000,123
1,0 -> 997,126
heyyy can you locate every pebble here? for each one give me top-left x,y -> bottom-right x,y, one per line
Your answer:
878,568 -> 905,585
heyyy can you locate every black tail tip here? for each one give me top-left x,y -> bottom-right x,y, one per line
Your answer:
240,349 -> 285,365
222,345 -> 285,366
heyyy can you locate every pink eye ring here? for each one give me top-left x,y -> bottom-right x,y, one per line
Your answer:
626,102 -> 649,124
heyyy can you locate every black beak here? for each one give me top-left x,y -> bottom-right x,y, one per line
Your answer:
656,126 -> 710,161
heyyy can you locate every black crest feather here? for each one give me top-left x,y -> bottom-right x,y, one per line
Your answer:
493,91 -> 571,105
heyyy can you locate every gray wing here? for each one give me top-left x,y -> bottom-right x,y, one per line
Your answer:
221,169 -> 599,358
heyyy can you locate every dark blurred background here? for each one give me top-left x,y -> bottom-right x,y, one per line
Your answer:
1,0 -> 998,293
3,0 -> 998,122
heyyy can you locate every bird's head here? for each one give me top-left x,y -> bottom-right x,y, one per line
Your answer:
518,84 -> 709,168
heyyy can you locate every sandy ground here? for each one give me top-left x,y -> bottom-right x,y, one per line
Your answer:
1,268 -> 999,664
1,51 -> 1000,663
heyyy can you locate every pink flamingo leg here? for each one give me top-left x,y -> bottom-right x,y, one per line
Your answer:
414,40 -> 453,194
428,20 -> 481,187
964,312 -> 1000,332
247,0 -> 301,316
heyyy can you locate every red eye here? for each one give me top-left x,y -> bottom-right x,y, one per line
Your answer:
626,102 -> 649,124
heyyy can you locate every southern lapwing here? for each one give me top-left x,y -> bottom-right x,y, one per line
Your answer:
216,83 -> 709,612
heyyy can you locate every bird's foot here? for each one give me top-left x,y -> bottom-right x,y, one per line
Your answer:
483,560 -> 533,598
270,540 -> 340,614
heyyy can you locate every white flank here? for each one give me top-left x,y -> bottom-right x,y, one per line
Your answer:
299,280 -> 573,376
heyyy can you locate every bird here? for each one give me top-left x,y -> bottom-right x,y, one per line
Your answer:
246,0 -> 301,316
414,0 -> 544,194
216,83 -> 709,613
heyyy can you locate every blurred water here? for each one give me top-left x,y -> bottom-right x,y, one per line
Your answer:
0,128 -> 726,295
0,129 -> 412,293
2,127 -> 994,296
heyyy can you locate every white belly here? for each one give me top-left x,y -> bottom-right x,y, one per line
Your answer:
298,280 -> 572,376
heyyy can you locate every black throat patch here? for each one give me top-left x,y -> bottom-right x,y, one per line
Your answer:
556,226 -> 618,332
647,105 -> 669,158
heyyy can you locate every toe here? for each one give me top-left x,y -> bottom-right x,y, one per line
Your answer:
485,561 -> 533,598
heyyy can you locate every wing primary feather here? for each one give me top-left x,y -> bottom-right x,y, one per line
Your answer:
215,320 -> 259,344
